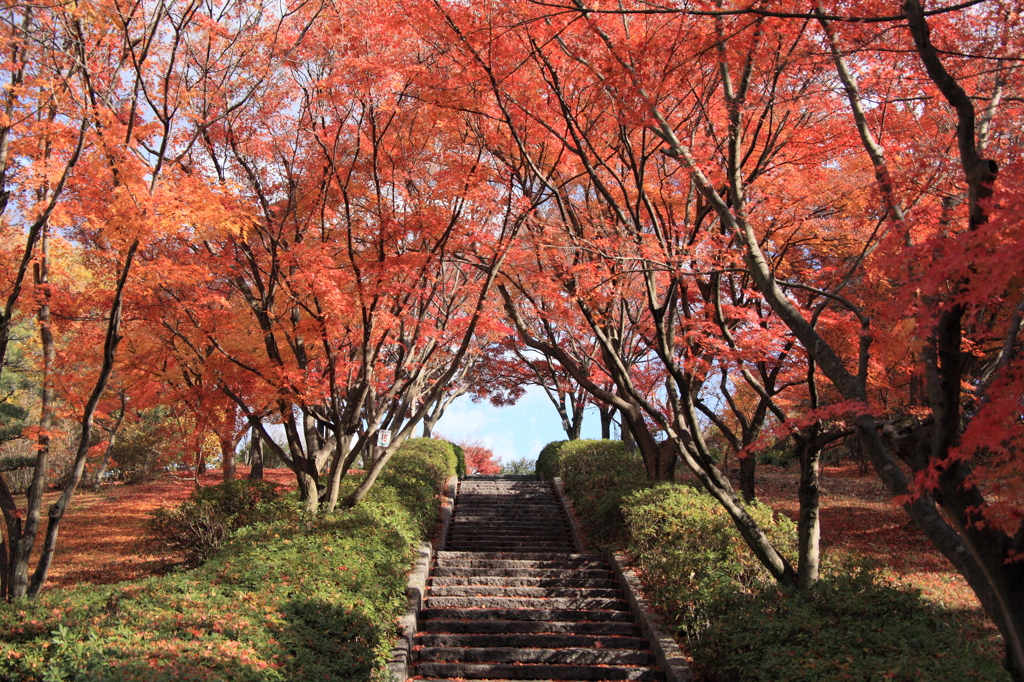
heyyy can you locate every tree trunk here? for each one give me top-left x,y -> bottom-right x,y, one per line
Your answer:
6,225 -> 55,600
91,434 -> 117,492
738,450 -> 756,502
220,434 -> 236,481
794,433 -> 822,589
26,239 -> 139,598
599,405 -> 614,439
247,431 -> 264,480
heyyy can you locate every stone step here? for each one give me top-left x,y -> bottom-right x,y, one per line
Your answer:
415,646 -> 653,666
425,596 -> 629,610
414,662 -> 662,680
429,576 -> 618,588
416,633 -> 646,649
428,561 -> 610,573
419,607 -> 633,622
445,543 -> 576,552
434,557 -> 603,569
428,585 -> 621,598
446,533 -> 571,542
437,552 -> 595,561
419,620 -> 641,636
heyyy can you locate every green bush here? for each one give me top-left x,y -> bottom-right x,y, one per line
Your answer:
449,443 -> 467,478
534,440 -> 567,480
0,435 -> 455,682
378,438 -> 457,538
148,479 -> 290,568
623,483 -> 796,640
692,561 -> 1008,682
558,439 -> 648,547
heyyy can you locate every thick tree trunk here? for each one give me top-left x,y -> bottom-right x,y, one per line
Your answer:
794,433 -> 822,589
738,451 -> 756,502
599,405 -> 614,440
247,431 -> 264,480
220,435 -> 236,481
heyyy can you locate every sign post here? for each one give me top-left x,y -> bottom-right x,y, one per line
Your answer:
376,429 -> 392,448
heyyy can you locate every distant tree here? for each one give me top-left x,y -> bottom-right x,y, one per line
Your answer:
458,438 -> 501,475
500,458 -> 536,476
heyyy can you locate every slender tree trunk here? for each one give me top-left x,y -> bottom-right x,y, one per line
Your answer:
7,225 -> 55,600
621,419 -> 637,453
27,239 -> 139,597
91,433 -> 117,492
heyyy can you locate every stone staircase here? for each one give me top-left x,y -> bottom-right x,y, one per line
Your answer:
410,476 -> 664,681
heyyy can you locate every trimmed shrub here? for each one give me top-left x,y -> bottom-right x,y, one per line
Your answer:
378,438 -> 457,537
449,443 -> 467,478
148,479 -> 290,567
558,439 -> 648,547
692,561 -> 1008,681
622,483 -> 796,640
534,440 -> 567,480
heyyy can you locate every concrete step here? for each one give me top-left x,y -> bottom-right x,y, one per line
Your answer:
428,561 -> 610,573
425,596 -> 629,610
429,576 -> 618,588
437,552 -> 595,561
415,646 -> 653,665
445,544 -> 576,552
416,633 -> 646,649
418,620 -> 641,636
428,585 -> 621,598
433,557 -> 603,569
414,662 -> 662,680
419,607 -> 633,622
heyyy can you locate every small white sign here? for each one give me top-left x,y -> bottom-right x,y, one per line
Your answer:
376,429 -> 392,447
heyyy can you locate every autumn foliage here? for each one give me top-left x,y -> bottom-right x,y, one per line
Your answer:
0,0 -> 1023,676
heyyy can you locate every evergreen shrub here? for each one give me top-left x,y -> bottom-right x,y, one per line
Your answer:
378,438 -> 457,537
534,440 -> 568,480
692,561 -> 1008,681
622,483 -> 795,640
449,443 -> 467,478
558,439 -> 648,546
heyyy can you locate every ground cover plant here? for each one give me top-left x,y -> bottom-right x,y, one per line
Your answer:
556,440 -> 1009,681
0,441 -> 455,681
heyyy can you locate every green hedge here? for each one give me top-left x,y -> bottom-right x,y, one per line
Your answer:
0,441 -> 454,682
449,443 -> 467,479
534,440 -> 567,480
623,483 -> 795,640
558,439 -> 647,547
378,438 -> 457,537
557,445 -> 1007,681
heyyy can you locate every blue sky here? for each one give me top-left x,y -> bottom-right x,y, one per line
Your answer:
431,386 -> 606,464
